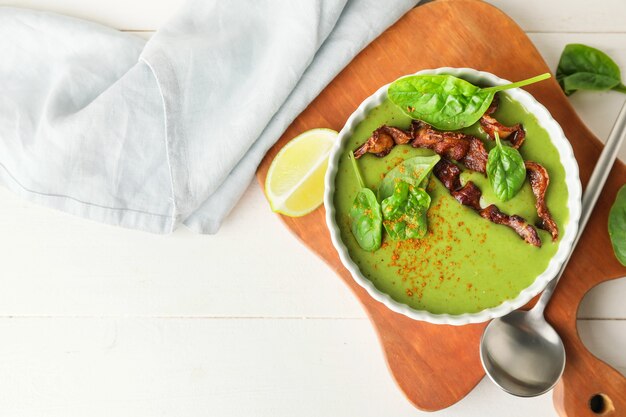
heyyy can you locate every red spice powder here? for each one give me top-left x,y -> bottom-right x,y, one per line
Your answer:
377,190 -> 486,304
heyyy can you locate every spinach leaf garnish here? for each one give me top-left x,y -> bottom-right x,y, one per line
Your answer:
378,155 -> 438,241
377,154 -> 440,201
556,44 -> 626,96
486,132 -> 526,202
348,151 -> 382,252
381,181 -> 431,240
608,185 -> 626,266
388,73 -> 550,130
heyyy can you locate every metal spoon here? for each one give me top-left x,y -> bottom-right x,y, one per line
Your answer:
480,100 -> 626,397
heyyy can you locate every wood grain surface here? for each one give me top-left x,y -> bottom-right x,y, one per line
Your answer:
256,0 -> 626,415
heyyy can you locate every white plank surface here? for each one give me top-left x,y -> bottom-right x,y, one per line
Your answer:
0,183 -> 362,318
0,1 -> 624,417
0,318 -> 558,417
577,320 -> 626,375
0,319 -> 621,417
4,0 -> 626,33
490,0 -> 626,33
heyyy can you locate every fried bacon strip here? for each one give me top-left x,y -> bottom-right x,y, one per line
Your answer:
353,126 -> 411,158
453,182 -> 483,211
479,95 -> 526,149
433,159 -> 542,247
526,161 -> 559,241
461,133 -> 489,174
354,122 -> 489,174
480,115 -> 526,148
433,156 -> 462,191
479,205 -> 542,247
410,121 -> 489,173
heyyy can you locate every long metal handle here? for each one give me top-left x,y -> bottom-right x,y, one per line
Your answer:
532,100 -> 626,315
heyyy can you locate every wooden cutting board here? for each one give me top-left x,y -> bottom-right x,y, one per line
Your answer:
256,0 -> 626,415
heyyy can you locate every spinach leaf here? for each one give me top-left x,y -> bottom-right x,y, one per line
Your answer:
350,189 -> 383,251
348,151 -> 382,251
556,44 -> 626,96
486,132 -> 526,202
377,154 -> 440,201
608,185 -> 626,266
382,181 -> 412,221
388,73 -> 550,130
381,181 -> 431,240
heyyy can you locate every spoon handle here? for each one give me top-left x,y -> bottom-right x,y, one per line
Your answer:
532,99 -> 626,316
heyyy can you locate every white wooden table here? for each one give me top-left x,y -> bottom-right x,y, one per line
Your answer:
0,1 -> 624,416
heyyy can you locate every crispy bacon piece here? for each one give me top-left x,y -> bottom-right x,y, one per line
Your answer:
479,205 -> 542,247
353,122 -> 489,174
411,121 -> 469,161
411,121 -> 489,173
461,135 -> 489,173
433,157 -> 462,191
354,126 -> 411,158
453,182 -> 482,211
433,159 -> 542,247
526,161 -> 559,241
480,115 -> 526,149
479,95 -> 526,149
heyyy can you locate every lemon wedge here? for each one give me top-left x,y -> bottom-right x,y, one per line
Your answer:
265,128 -> 337,217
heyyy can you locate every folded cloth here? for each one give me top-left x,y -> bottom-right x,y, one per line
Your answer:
0,0 -> 417,234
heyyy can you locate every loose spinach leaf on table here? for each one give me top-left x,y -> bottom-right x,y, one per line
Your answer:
387,73 -> 551,130
486,132 -> 526,202
556,44 -> 626,96
348,151 -> 382,252
381,181 -> 431,240
608,185 -> 626,267
377,154 -> 440,201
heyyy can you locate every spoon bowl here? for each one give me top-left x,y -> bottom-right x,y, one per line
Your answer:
480,310 -> 565,397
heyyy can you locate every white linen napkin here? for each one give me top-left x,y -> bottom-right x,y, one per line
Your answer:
0,0 -> 417,233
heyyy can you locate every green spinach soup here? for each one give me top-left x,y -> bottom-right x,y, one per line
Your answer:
334,94 -> 569,315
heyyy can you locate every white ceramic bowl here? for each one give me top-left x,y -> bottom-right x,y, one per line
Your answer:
324,67 -> 582,325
